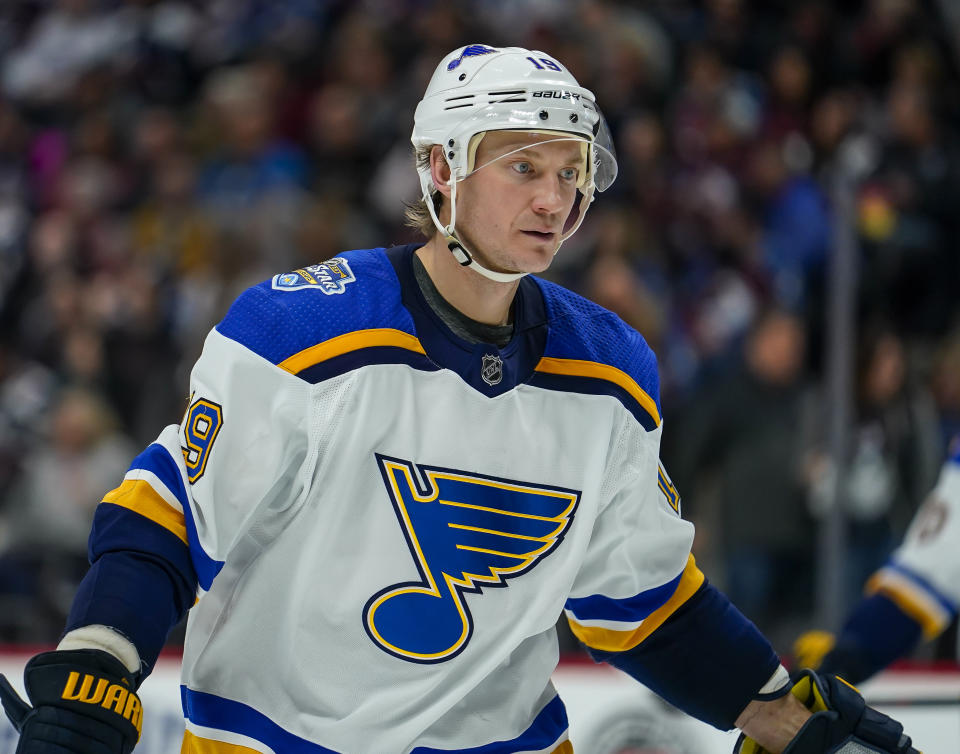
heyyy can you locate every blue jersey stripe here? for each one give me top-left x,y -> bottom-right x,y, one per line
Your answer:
565,571 -> 682,623
181,689 -> 567,754
295,347 -> 439,384
128,443 -> 189,509
411,695 -> 567,753
182,688 -> 339,753
130,444 -> 223,591
526,372 -> 658,431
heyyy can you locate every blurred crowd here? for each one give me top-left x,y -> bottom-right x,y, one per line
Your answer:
0,0 -> 959,657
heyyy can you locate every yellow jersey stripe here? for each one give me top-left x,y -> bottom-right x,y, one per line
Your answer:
533,356 -> 660,427
180,731 -> 262,754
182,730 -> 571,754
866,571 -> 950,639
278,328 -> 426,374
102,479 -> 189,545
567,554 -> 704,653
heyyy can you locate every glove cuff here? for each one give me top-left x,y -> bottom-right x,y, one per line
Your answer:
24,649 -> 143,745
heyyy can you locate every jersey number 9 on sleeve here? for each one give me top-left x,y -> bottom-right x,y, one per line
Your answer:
182,397 -> 223,484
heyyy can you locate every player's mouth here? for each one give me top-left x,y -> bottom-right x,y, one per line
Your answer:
520,230 -> 555,241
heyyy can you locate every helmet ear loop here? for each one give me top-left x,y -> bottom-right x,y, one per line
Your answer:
446,173 -> 459,239
423,149 -> 469,262
426,166 -> 472,266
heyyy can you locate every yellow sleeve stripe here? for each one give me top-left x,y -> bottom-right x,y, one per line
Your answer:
533,356 -> 661,427
181,730 -> 261,753
568,554 -> 704,653
182,730 -> 570,754
102,479 -> 189,546
278,328 -> 426,374
866,569 -> 951,639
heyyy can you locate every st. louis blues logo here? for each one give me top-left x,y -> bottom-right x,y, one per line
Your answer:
365,455 -> 580,663
447,44 -> 498,71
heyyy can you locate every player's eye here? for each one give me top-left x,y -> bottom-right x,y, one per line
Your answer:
511,161 -> 532,175
559,167 -> 578,182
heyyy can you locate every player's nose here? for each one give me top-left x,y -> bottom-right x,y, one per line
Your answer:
530,174 -> 569,216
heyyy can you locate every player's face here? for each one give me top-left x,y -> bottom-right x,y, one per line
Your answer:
453,131 -> 584,276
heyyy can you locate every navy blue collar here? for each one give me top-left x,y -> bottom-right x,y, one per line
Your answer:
385,244 -> 548,398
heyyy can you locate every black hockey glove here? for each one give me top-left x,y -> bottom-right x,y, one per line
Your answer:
734,670 -> 918,754
0,649 -> 142,754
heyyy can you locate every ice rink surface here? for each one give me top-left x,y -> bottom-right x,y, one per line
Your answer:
0,652 -> 957,752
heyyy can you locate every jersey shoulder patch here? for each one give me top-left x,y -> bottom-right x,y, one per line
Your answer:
216,247 -> 418,367
530,277 -> 661,429
271,257 -> 357,294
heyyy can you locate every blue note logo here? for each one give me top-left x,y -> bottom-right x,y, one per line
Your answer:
365,455 -> 580,663
447,45 -> 498,71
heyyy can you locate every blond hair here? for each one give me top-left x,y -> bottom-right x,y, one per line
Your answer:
403,145 -> 444,238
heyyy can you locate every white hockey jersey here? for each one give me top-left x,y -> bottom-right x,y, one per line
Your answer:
865,439 -> 960,639
95,245 -> 700,753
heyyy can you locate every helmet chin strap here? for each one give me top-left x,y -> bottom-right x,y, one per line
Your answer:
425,174 -> 529,284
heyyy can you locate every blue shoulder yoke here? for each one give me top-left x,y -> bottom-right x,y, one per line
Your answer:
216,248 -> 416,366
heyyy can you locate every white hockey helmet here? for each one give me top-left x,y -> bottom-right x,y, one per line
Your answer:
411,44 -> 618,282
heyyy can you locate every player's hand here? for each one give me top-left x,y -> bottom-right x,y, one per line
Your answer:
0,649 -> 142,753
733,670 -> 918,753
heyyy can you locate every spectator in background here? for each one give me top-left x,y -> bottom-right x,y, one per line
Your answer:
2,0 -> 137,106
806,326 -> 942,606
858,82 -> 960,338
582,240 -> 666,357
0,101 -> 30,311
197,63 -> 308,280
744,136 -> 830,310
0,0 -> 957,648
0,386 -> 133,639
931,325 -> 960,447
667,308 -> 813,646
130,149 -> 222,360
761,44 -> 812,142
5,386 -> 132,558
0,341 -> 57,506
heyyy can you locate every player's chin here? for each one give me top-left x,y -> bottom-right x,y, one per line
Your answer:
517,232 -> 560,271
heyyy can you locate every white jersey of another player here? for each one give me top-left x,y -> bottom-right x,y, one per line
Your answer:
795,438 -> 960,684
865,439 -> 960,637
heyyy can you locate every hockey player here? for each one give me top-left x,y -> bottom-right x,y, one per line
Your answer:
795,437 -> 960,685
1,45 -> 915,754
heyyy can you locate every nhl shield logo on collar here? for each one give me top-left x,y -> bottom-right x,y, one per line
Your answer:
481,354 -> 503,386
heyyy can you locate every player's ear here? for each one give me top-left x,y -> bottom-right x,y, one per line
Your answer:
429,145 -> 452,199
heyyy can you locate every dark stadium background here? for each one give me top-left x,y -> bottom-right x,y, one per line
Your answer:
0,0 -> 958,672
